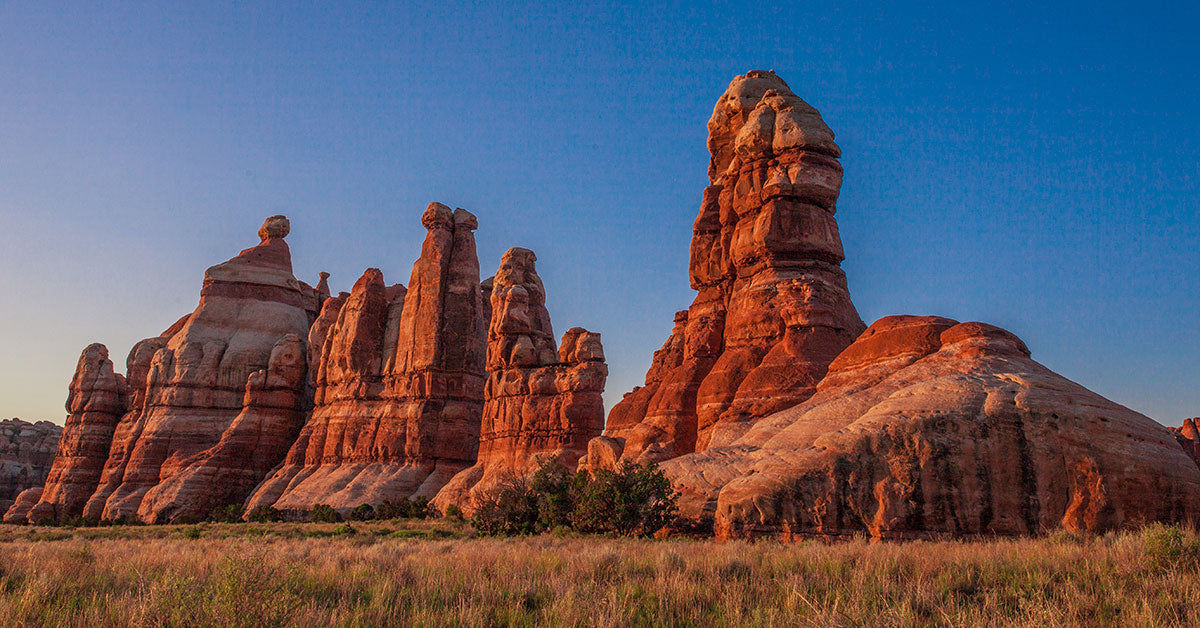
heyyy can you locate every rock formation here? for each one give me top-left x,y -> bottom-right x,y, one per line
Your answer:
434,248 -> 607,511
651,316 -> 1200,539
26,345 -> 127,523
1172,418 -> 1200,468
593,70 -> 865,469
23,216 -> 320,523
245,203 -> 488,514
0,418 -> 62,515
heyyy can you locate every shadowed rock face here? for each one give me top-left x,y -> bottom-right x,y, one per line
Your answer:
433,248 -> 607,513
1172,419 -> 1200,468
596,71 -> 865,468
0,419 -> 62,517
245,203 -> 489,514
22,217 -> 319,524
653,316 -> 1200,539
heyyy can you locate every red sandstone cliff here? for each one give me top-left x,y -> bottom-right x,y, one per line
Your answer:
659,316 -> 1200,539
593,71 -> 865,469
23,216 -> 319,523
433,248 -> 607,512
245,203 -> 488,514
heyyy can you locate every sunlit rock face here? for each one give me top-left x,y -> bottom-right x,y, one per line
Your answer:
659,316 -> 1200,539
0,418 -> 62,517
433,248 -> 607,513
592,70 -> 865,468
245,204 -> 490,515
23,217 -> 320,524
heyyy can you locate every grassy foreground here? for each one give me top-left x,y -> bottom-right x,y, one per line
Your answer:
2,521 -> 1199,626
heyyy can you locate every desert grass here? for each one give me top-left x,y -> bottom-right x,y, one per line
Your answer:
1,521 -> 1198,627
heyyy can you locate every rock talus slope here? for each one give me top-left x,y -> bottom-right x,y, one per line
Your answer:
434,248 -> 607,512
245,203 -> 488,513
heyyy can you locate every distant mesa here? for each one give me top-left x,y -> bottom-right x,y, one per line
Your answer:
6,71 -> 1198,540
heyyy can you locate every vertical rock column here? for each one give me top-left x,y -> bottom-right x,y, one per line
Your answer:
245,203 -> 488,514
26,344 -> 127,523
434,247 -> 607,513
598,70 -> 865,466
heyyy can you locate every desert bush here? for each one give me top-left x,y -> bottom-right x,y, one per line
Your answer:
245,505 -> 283,523
1143,523 -> 1200,569
348,504 -> 376,521
310,504 -> 342,523
374,497 -> 431,520
471,460 -> 677,537
443,504 -> 464,521
471,473 -> 542,535
570,462 -> 677,537
207,504 -> 244,523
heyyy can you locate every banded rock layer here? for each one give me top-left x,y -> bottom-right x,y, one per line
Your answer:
595,70 -> 865,469
245,203 -> 489,513
434,248 -> 607,512
659,316 -> 1200,539
22,216 -> 320,523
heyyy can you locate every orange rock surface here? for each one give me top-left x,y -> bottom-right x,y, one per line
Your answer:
595,71 -> 865,468
433,248 -> 607,512
245,204 -> 489,514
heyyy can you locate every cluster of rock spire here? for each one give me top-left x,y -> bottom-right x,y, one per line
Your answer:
5,71 -> 1198,539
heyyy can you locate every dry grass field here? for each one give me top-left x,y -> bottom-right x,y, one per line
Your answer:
2,520 -> 1199,627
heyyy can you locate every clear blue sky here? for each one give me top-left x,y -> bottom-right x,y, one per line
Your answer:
1,1 -> 1196,425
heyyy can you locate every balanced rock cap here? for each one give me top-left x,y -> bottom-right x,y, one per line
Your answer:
258,215 -> 290,241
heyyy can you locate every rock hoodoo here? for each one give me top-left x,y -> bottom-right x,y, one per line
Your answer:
245,203 -> 489,514
10,72 -> 1195,539
593,71 -> 865,469
0,418 -> 62,517
585,70 -> 1200,539
433,248 -> 607,512
23,217 -> 320,523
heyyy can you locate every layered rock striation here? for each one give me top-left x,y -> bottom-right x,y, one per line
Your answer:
0,418 -> 62,516
657,316 -> 1200,539
596,71 -> 865,468
245,203 -> 489,514
434,248 -> 607,511
23,216 -> 320,523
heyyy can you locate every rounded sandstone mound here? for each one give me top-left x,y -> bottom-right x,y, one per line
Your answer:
658,315 -> 1200,540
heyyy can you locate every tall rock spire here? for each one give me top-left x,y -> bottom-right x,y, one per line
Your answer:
595,71 -> 865,466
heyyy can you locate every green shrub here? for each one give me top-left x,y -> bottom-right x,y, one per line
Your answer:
471,460 -> 678,538
570,462 -> 677,537
245,505 -> 284,523
443,504 -> 464,521
207,504 -> 244,523
331,523 -> 355,535
1143,523 -> 1200,569
348,504 -> 376,521
311,504 -> 342,523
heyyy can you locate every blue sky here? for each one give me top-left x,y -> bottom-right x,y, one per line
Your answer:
1,1 -> 1196,424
